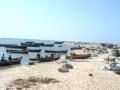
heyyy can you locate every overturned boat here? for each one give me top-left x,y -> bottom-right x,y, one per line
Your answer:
0,57 -> 22,66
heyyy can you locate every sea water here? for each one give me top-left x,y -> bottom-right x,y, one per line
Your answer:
0,38 -> 73,64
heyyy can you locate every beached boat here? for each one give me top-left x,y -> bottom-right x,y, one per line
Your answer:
6,49 -> 28,54
101,43 -> 114,49
0,57 -> 22,66
28,49 -> 41,52
39,56 -> 60,62
66,53 -> 91,59
112,49 -> 120,57
29,55 -> 60,62
54,41 -> 64,44
45,50 -> 68,53
71,47 -> 82,50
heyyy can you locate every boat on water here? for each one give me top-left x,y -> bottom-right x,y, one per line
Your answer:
5,45 -> 27,49
58,46 -> 62,47
0,44 -> 17,47
28,49 -> 41,52
0,57 -> 22,66
6,49 -> 28,54
54,41 -> 64,44
21,42 -> 42,47
45,50 -> 68,53
43,44 -> 54,47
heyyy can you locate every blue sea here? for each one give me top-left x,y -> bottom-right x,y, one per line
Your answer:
0,38 -> 73,64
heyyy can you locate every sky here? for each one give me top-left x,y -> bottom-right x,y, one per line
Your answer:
0,0 -> 120,43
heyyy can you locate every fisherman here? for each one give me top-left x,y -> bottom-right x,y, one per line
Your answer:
36,53 -> 40,61
1,54 -> 5,62
51,54 -> 54,58
45,55 -> 48,59
8,55 -> 12,61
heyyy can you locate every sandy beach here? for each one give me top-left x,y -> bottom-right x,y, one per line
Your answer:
0,53 -> 120,90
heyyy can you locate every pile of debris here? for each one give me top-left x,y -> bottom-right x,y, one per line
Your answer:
7,76 -> 59,89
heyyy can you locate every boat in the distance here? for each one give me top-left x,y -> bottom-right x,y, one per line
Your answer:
0,44 -> 17,47
6,49 -> 28,54
54,41 -> 64,44
43,44 -> 54,47
28,49 -> 41,52
45,50 -> 68,53
5,45 -> 27,49
21,42 -> 44,47
0,57 -> 22,66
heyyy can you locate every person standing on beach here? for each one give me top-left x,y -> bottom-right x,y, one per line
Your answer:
8,55 -> 12,61
37,54 -> 40,61
51,54 -> 54,58
1,54 -> 5,62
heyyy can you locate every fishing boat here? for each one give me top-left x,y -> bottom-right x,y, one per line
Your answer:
6,49 -> 28,54
28,49 -> 41,52
54,41 -> 64,44
45,50 -> 68,53
66,53 -> 91,59
43,44 -> 54,47
29,55 -> 60,62
0,44 -> 17,47
39,56 -> 60,62
58,46 -> 62,47
0,57 -> 22,66
71,47 -> 82,50
5,45 -> 27,49
21,41 -> 44,47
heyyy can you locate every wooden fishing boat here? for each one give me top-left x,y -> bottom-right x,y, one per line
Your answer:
66,53 -> 91,59
71,47 -> 82,50
0,44 -> 17,47
0,57 -> 22,66
43,44 -> 54,47
21,42 -> 41,47
21,41 -> 44,47
6,49 -> 28,54
58,46 -> 62,47
29,55 -> 60,62
5,45 -> 27,49
39,56 -> 60,62
45,50 -> 68,53
54,41 -> 64,44
28,49 -> 41,52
